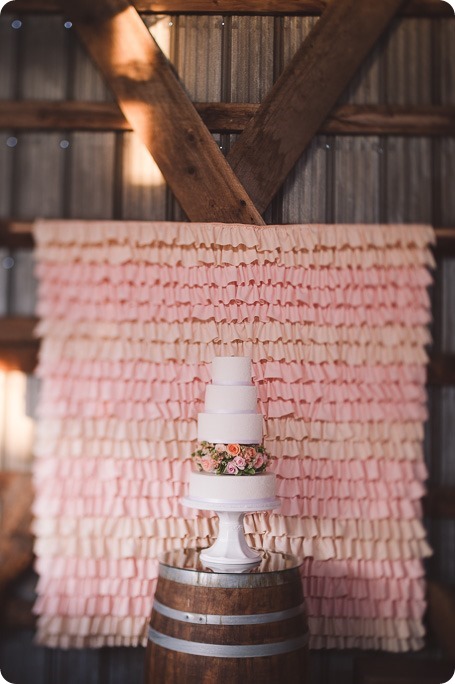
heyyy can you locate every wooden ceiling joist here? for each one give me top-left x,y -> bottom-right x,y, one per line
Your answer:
5,0 -> 455,18
57,0 -> 264,225
226,0 -> 409,214
1,100 -> 455,136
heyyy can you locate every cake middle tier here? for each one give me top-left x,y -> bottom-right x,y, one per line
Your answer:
204,384 -> 258,414
198,412 -> 263,444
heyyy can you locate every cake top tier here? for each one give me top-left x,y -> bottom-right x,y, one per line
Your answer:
211,356 -> 252,386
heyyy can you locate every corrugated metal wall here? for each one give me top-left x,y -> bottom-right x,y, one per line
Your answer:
0,12 -> 453,683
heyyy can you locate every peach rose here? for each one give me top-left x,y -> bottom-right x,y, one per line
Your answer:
202,458 -> 216,472
227,443 -> 241,456
244,447 -> 256,461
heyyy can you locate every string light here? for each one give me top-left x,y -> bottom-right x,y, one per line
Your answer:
11,19 -> 22,29
6,137 -> 17,148
59,139 -> 70,149
64,21 -> 73,29
2,257 -> 15,270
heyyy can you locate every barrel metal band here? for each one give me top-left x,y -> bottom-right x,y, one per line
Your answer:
148,627 -> 309,658
159,563 -> 298,588
153,598 -> 306,625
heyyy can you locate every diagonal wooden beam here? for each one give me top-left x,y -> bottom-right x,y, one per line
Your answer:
58,0 -> 264,225
227,0 -> 408,213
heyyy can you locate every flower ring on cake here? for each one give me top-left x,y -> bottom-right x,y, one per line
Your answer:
191,441 -> 272,476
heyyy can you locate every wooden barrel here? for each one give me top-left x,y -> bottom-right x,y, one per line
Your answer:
145,549 -> 309,683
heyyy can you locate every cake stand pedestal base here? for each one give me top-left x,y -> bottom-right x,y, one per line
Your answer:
182,497 -> 280,566
200,510 -> 261,565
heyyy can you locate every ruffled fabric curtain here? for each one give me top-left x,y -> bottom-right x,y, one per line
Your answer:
33,221 -> 434,650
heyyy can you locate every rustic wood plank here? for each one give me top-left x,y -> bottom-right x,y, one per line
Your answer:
0,220 -> 34,248
425,581 -> 455,659
59,0 -> 264,225
424,487 -> 455,519
0,471 -> 34,593
0,317 -> 38,373
280,18 -> 330,224
354,655 -> 454,684
428,354 -> 455,385
120,16 -> 170,221
0,221 -> 454,247
2,100 -> 455,135
6,0 -> 455,18
173,14 -> 224,220
227,0 -> 409,213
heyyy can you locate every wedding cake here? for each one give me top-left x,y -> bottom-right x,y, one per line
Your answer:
188,356 -> 276,507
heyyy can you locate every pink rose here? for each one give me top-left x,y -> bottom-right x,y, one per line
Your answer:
227,443 -> 241,456
226,462 -> 239,475
254,454 -> 264,469
215,443 -> 227,452
202,458 -> 215,472
233,455 -> 246,470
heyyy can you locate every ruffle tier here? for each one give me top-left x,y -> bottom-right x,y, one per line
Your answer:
38,336 -> 430,366
33,455 -> 428,483
32,514 -> 428,544
36,572 -> 426,602
37,301 -> 431,328
36,261 -> 433,290
33,220 -> 435,251
37,280 -> 431,310
34,242 -> 435,269
36,358 -> 427,386
34,415 -> 425,445
36,319 -> 432,351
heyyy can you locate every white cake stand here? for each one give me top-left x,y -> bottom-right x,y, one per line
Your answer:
182,496 -> 280,566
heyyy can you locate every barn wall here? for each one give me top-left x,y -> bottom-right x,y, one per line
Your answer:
0,12 -> 453,683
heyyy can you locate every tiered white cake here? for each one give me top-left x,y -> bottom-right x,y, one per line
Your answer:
188,356 -> 276,507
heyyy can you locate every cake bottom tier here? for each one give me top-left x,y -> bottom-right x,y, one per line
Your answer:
188,471 -> 276,506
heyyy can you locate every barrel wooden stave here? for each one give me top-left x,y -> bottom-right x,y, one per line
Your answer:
146,646 -> 309,683
145,565 -> 309,683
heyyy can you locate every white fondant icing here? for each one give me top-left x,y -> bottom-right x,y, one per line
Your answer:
205,384 -> 258,414
189,471 -> 275,502
198,412 -> 263,444
211,356 -> 252,386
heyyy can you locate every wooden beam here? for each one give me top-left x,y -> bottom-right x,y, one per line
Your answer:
423,486 -> 455,518
58,0 -> 264,225
426,581 -> 455,660
0,317 -> 38,374
427,353 -> 455,386
0,220 -> 34,249
226,0 -> 409,214
1,101 -> 455,136
0,472 -> 34,593
434,227 -> 455,257
5,0 -> 455,18
0,221 -> 454,248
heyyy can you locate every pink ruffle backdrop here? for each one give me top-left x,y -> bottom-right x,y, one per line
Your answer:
33,221 -> 434,650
